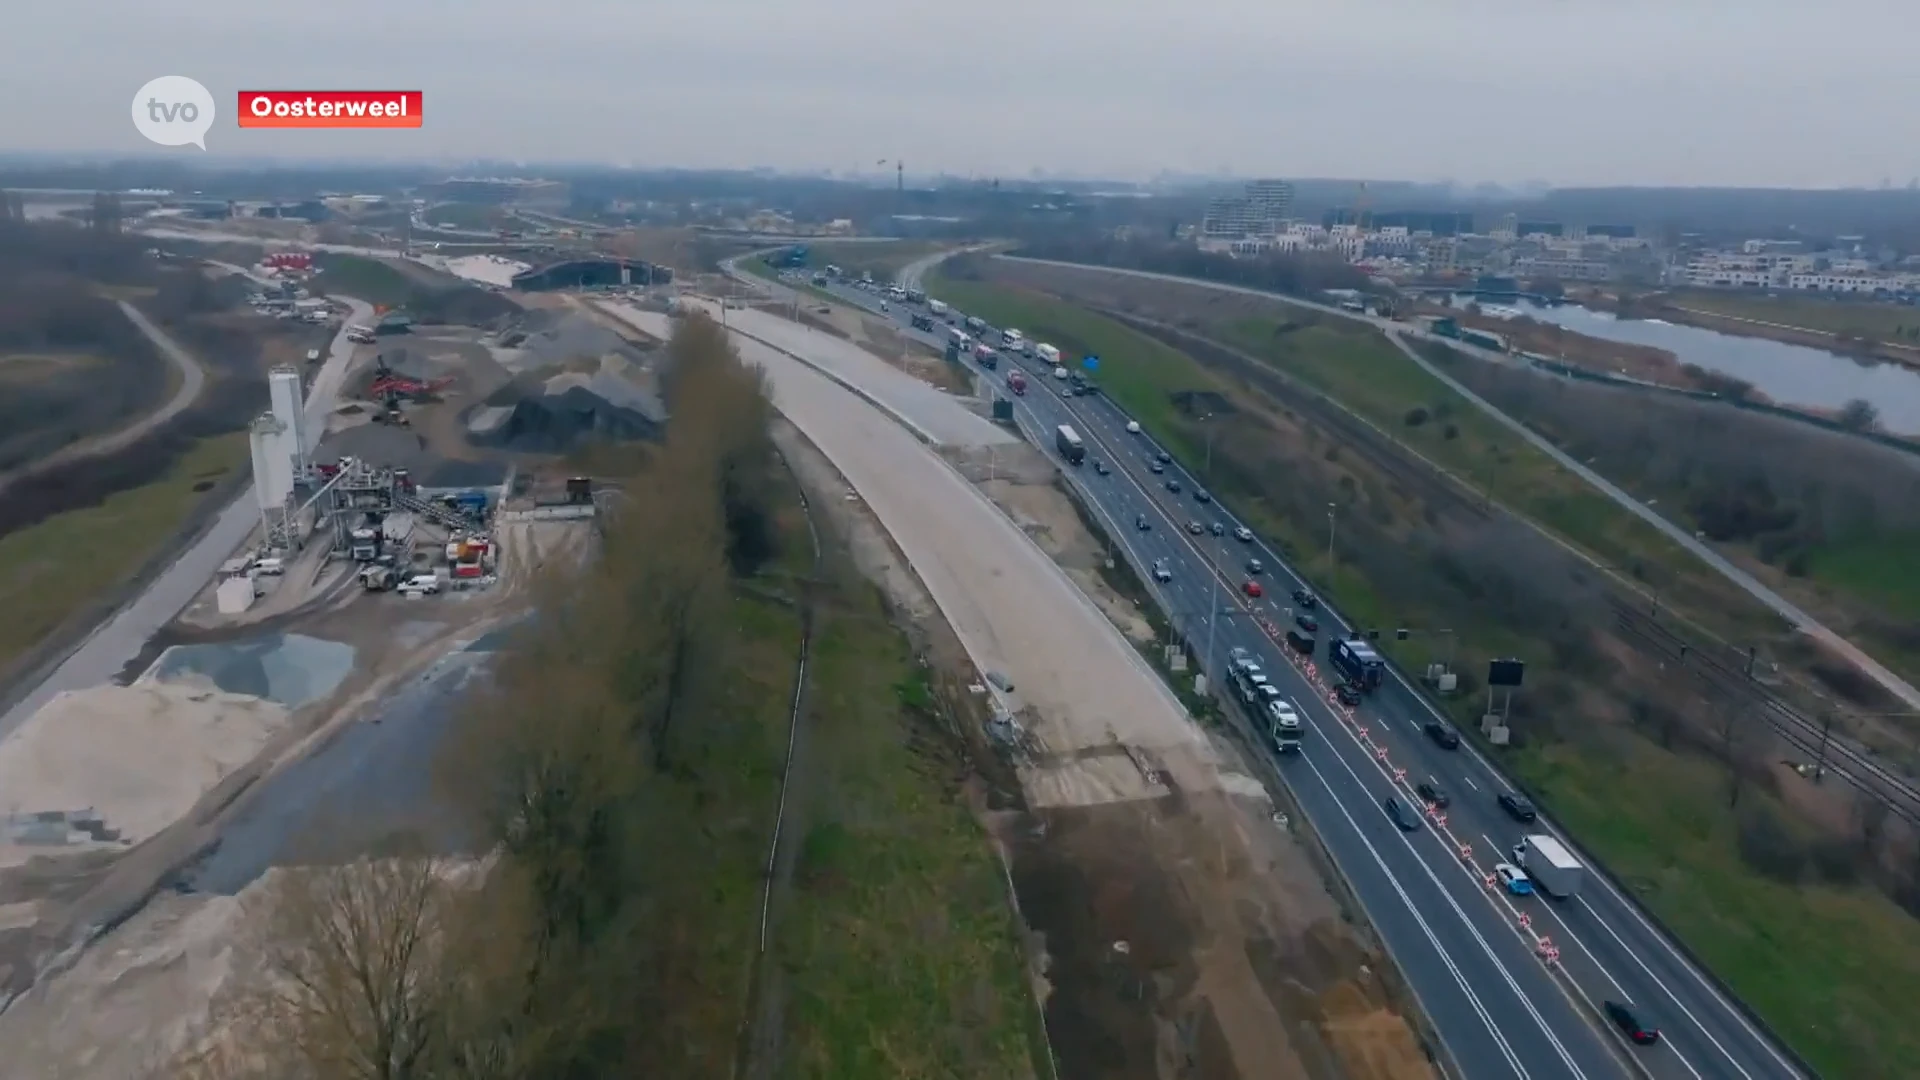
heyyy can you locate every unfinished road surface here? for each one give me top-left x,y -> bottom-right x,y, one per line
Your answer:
605,300 -> 1436,1080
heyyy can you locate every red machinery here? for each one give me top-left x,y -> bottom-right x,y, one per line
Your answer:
366,358 -> 453,401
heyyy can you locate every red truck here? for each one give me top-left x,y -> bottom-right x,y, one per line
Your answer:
1007,370 -> 1027,396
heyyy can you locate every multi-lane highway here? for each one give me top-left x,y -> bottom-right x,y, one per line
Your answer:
743,262 -> 1807,1080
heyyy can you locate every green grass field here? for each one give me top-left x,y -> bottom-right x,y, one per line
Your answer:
311,254 -> 417,308
1672,290 -> 1920,342
779,578 -> 1041,1079
419,202 -> 504,231
0,433 -> 248,673
802,241 -> 952,283
917,271 -> 1920,1078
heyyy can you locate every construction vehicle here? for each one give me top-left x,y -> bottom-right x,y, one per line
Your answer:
359,564 -> 397,591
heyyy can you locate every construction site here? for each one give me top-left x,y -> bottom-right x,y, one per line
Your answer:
0,284 -> 667,1074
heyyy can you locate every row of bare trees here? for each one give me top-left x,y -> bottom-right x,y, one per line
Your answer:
177,313 -> 785,1080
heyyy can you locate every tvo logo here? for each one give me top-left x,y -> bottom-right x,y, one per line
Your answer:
131,76 -> 215,150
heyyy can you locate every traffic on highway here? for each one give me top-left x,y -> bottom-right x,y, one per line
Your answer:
761,261 -> 1806,1080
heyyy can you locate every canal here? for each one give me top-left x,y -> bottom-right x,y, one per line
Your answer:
1468,297 -> 1920,435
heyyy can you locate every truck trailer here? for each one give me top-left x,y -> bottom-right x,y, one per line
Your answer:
1330,637 -> 1386,692
1055,424 -> 1086,465
1513,834 -> 1584,898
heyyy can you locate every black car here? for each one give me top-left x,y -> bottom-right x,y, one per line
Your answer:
1135,514 -> 1151,531
1603,1000 -> 1660,1045
1155,450 -> 1172,464
1497,792 -> 1538,823
1416,780 -> 1449,808
1384,796 -> 1421,832
1166,479 -> 1182,493
1425,721 -> 1461,750
1285,628 -> 1316,655
1333,682 -> 1361,706
1292,589 -> 1317,609
1150,461 -> 1166,474
1194,489 -> 1211,503
1093,460 -> 1110,475
1295,614 -> 1319,634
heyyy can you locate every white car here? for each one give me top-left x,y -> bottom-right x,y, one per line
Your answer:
1126,421 -> 1142,434
1053,366 -> 1069,379
397,573 -> 441,596
1234,526 -> 1254,542
1152,560 -> 1172,582
1494,863 -> 1535,896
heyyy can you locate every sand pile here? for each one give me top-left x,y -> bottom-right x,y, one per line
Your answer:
0,683 -> 290,854
0,886 -> 257,1080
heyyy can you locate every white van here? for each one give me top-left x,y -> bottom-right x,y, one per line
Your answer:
1035,343 -> 1061,365
254,557 -> 285,576
397,572 -> 441,596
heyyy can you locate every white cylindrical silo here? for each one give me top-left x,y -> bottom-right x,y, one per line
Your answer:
268,365 -> 309,468
249,413 -> 294,512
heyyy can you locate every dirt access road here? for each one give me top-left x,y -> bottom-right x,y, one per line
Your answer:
0,302 -> 205,497
607,300 -> 1435,1080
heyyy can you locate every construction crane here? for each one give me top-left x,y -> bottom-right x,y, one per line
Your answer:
1352,180 -> 1370,231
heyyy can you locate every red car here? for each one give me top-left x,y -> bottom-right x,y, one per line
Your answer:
1243,579 -> 1264,598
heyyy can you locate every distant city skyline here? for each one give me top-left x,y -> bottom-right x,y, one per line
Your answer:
12,0 -> 1917,188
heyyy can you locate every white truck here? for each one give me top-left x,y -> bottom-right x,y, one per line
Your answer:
1512,834 -> 1583,898
1035,342 -> 1061,365
928,299 -> 949,317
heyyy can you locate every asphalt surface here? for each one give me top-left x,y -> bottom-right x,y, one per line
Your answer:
0,297 -> 372,739
758,266 -> 1806,1080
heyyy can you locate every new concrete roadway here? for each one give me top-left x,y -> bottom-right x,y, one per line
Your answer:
741,263 -> 1806,1080
0,297 -> 373,739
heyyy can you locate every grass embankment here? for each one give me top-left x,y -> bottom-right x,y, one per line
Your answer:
311,254 -> 416,308
1671,288 -> 1920,343
420,202 -> 504,231
0,432 -> 248,671
736,461 -> 1041,1078
919,270 -> 1920,1078
779,554 -> 1041,1078
801,240 -> 952,283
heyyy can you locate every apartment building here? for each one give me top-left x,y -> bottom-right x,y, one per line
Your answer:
1201,178 -> 1296,238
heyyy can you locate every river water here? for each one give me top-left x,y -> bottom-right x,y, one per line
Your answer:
1466,298 -> 1920,435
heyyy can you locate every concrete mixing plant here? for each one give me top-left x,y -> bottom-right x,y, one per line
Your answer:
268,365 -> 309,476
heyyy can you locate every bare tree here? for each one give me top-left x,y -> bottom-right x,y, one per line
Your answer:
185,857 -> 461,1080
1837,397 -> 1881,432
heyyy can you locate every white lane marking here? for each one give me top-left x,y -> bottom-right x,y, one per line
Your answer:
1464,775 -> 1480,792
1054,387 -> 1782,1076
1578,894 -> 1752,1080
1309,733 -> 1589,1079
1297,752 -> 1530,1080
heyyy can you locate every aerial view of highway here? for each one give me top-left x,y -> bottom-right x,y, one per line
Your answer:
746,258 -> 1808,1080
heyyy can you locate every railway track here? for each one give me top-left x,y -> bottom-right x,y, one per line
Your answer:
1612,598 -> 1920,828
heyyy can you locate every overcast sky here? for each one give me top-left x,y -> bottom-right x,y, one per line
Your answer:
9,0 -> 1916,187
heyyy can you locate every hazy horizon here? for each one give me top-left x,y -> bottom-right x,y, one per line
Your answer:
12,0 -> 1916,189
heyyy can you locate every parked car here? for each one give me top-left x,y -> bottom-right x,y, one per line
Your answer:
1494,863 -> 1534,897
1425,721 -> 1461,749
1603,1000 -> 1660,1045
1497,792 -> 1538,823
1384,796 -> 1421,832
1416,779 -> 1449,808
